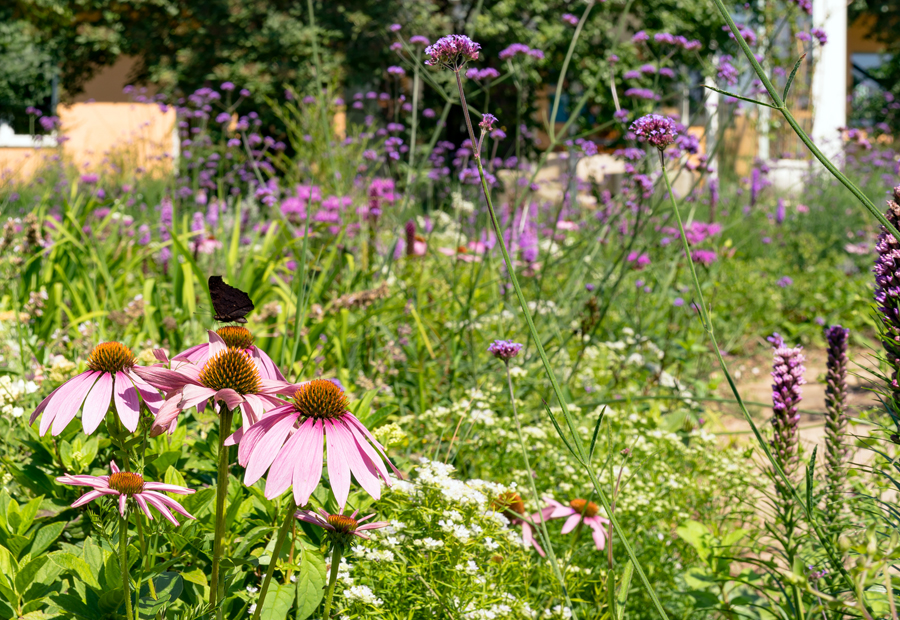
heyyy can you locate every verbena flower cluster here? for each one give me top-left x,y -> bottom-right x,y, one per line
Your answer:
630,114 -> 679,149
424,35 -> 481,70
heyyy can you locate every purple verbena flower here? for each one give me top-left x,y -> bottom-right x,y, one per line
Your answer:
425,34 -> 481,70
479,114 -> 498,131
630,114 -> 679,150
488,340 -> 523,362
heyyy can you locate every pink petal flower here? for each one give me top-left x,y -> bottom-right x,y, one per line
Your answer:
325,420 -> 353,509
560,513 -> 583,534
331,420 -> 382,501
265,425 -> 310,500
45,371 -> 100,436
133,366 -> 197,392
291,419 -> 324,507
76,372 -> 113,435
113,371 -> 141,432
244,413 -> 298,485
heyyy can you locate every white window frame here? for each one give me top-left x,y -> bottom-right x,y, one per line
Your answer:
0,122 -> 58,148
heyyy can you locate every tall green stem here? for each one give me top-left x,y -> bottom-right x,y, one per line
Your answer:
503,363 -> 573,609
120,514 -> 134,620
452,66 -> 671,620
321,542 -> 344,619
210,406 -> 235,617
656,152 -> 866,612
251,501 -> 297,620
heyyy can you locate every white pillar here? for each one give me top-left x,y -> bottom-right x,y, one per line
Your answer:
811,0 -> 847,161
704,73 -> 719,181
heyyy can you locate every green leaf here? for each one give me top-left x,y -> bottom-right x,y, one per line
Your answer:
14,497 -> 42,538
15,556 -> 49,595
180,567 -> 207,588
28,522 -> 65,558
51,552 -> 101,589
164,466 -> 187,503
137,572 -> 183,618
50,593 -> 96,619
676,521 -> 710,562
259,584 -> 294,620
806,445 -> 817,510
98,588 -> 124,614
616,560 -> 634,620
588,406 -> 606,460
294,548 -> 326,620
782,54 -> 807,102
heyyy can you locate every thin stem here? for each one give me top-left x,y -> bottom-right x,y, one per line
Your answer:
120,513 -> 134,620
453,67 -> 671,620
406,51 -> 421,187
656,152 -> 865,610
504,363 -> 572,606
209,406 -> 235,617
321,542 -> 344,619
548,1 -> 594,141
251,501 -> 297,620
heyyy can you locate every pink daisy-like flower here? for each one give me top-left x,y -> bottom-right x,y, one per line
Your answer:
30,342 -> 164,436
133,331 -> 294,436
228,378 -> 399,510
537,497 -> 611,550
57,460 -> 196,525
174,326 -> 285,381
295,507 -> 389,541
493,491 -> 545,556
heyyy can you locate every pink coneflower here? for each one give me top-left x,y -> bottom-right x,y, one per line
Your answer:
30,342 -> 163,436
133,333 -> 294,435
492,491 -> 545,556
58,460 -> 196,525
296,507 -> 389,541
537,497 -> 610,550
229,378 -> 398,509
175,327 -> 285,380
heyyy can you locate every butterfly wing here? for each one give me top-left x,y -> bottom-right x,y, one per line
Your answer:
209,275 -> 255,323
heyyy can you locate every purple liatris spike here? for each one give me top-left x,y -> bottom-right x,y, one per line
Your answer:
630,114 -> 679,150
874,186 -> 900,401
405,220 -> 416,257
488,340 -> 523,362
823,324 -> 849,531
424,35 -> 481,70
771,338 -> 806,482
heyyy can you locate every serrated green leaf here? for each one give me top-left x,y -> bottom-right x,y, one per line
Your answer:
295,548 -> 326,620
258,583 -> 294,620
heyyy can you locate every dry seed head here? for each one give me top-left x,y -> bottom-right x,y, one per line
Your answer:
492,491 -> 525,516
108,471 -> 145,495
569,498 -> 600,517
200,347 -> 262,395
292,379 -> 349,420
216,326 -> 255,349
88,342 -> 136,374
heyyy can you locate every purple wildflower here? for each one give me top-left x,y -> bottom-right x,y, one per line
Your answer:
488,340 -> 523,362
623,88 -> 659,101
771,337 -> 806,480
562,13 -> 580,26
811,28 -> 827,44
425,34 -> 481,70
874,187 -> 900,398
692,250 -> 717,266
631,31 -> 649,43
387,66 -> 406,76
410,35 -> 430,46
823,325 -> 849,531
630,114 -> 679,150
777,276 -> 793,288
498,43 -> 532,60
479,114 -> 498,131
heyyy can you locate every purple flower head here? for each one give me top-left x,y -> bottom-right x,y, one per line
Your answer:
499,43 -> 531,60
425,34 -> 481,70
771,338 -> 806,478
874,187 -> 900,397
410,35 -> 430,46
630,114 -> 679,150
631,31 -> 649,43
387,66 -> 406,76
80,173 -> 99,185
691,249 -> 717,266
562,13 -> 580,26
624,88 -> 659,101
776,276 -> 793,288
623,70 -> 642,79
479,114 -> 498,132
811,28 -> 827,44
221,82 -> 235,91
390,23 -> 401,32
488,340 -> 523,362
614,109 -> 631,123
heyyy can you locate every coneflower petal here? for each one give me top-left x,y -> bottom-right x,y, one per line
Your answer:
265,424 -> 309,500
74,372 -> 113,436
143,482 -> 195,495
29,383 -> 64,425
41,371 -> 97,435
114,372 -> 141,432
118,494 -> 127,517
214,388 -> 244,411
292,420 -> 324,507
181,384 -> 220,410
207,330 -> 227,358
141,492 -> 180,526
151,397 -> 182,435
255,348 -> 286,381
71,489 -> 113,508
234,408 -> 291,463
244,413 -> 297,486
346,421 -> 391,483
589,521 -> 607,550
133,366 -> 196,392
133,493 -> 153,520
331,421 -> 381,501
144,491 -> 196,520
325,420 -> 352,509
343,412 -> 400,476
560,513 -> 582,534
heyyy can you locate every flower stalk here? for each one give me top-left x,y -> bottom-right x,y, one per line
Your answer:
251,500 -> 298,620
823,325 -> 849,533
210,405 -> 235,617
321,541 -> 344,619
120,514 -> 134,620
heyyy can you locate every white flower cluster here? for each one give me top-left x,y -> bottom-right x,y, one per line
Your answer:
343,585 -> 383,607
0,375 -> 38,418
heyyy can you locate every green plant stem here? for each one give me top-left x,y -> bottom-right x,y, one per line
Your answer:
503,363 -> 573,608
548,0 -> 594,141
707,0 -> 900,242
120,513 -> 134,620
453,67 -> 671,620
321,542 -> 343,619
135,516 -> 158,615
251,500 -> 297,620
656,152 -> 866,612
209,406 -> 235,617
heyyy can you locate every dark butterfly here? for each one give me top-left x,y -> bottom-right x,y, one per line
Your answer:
209,276 -> 254,324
